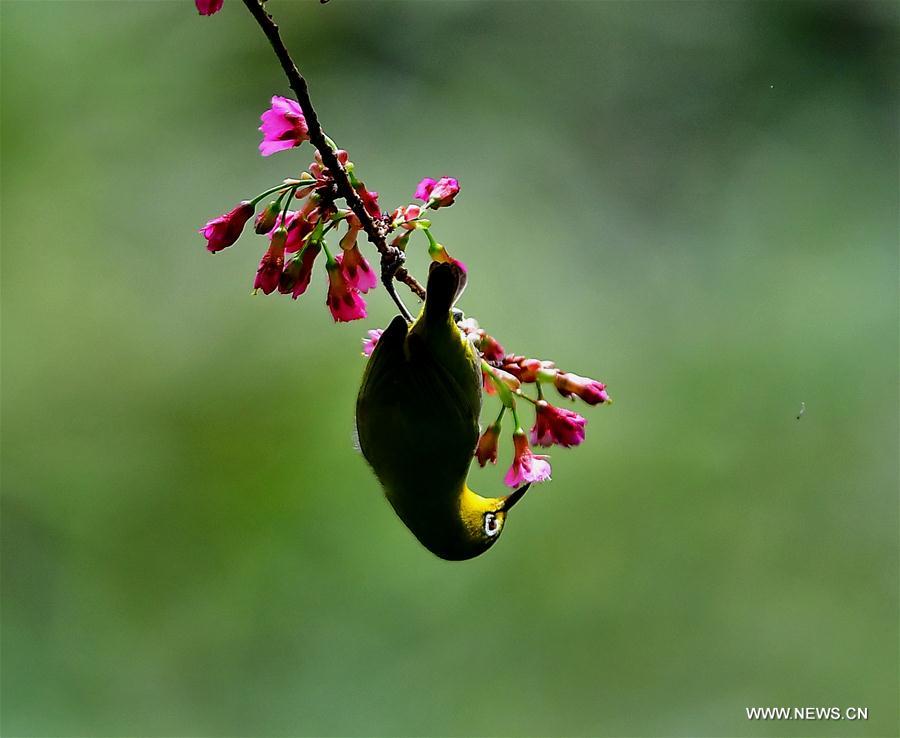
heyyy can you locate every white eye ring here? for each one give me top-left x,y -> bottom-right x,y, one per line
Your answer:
483,512 -> 501,537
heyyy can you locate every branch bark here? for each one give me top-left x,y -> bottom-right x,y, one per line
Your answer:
240,0 -> 426,316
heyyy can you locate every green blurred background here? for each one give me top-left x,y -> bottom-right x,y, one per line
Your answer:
2,1 -> 897,736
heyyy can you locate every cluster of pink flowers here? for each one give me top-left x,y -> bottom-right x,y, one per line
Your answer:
198,85 -> 611,490
472,324 -> 609,487
200,96 -> 467,323
363,317 -> 610,489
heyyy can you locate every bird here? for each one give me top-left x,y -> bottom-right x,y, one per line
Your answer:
356,262 -> 530,560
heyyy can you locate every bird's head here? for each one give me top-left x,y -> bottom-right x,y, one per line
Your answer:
402,482 -> 531,561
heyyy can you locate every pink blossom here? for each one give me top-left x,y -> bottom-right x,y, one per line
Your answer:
504,431 -> 552,488
415,176 -> 459,208
530,401 -> 586,448
362,329 -> 383,357
427,177 -> 460,208
196,0 -> 224,15
336,246 -> 378,293
475,424 -> 500,467
414,177 -> 437,201
279,240 -> 321,298
200,201 -> 254,253
259,96 -> 310,156
253,228 -> 287,295
554,372 -> 610,405
326,261 -> 367,322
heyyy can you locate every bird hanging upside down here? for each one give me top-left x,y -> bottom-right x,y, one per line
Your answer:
356,262 -> 530,560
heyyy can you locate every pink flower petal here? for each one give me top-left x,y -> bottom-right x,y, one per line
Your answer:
196,0 -> 224,15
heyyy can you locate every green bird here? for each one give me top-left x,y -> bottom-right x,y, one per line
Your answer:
356,262 -> 530,560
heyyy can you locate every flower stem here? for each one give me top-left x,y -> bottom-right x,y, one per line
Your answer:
280,186 -> 298,222
510,403 -> 522,431
494,405 -> 506,426
250,181 -> 295,206
422,227 -> 439,250
516,390 -> 538,405
321,238 -> 335,265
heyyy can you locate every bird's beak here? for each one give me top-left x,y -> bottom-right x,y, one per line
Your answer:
500,483 -> 531,512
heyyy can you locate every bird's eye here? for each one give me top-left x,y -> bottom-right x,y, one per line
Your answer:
483,512 -> 501,537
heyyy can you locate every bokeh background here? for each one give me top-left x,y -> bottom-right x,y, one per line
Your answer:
2,1 -> 897,736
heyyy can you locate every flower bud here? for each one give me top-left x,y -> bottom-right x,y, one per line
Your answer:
253,227 -> 287,295
475,423 -> 501,467
390,204 -> 422,231
501,356 -> 557,383
414,176 -> 459,209
426,177 -> 460,209
554,371 -> 610,405
254,200 -> 282,234
199,201 -> 254,253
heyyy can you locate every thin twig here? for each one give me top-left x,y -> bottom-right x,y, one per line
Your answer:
241,0 -> 425,319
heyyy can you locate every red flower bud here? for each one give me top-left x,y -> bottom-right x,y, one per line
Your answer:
475,423 -> 501,467
200,201 -> 254,253
253,228 -> 287,295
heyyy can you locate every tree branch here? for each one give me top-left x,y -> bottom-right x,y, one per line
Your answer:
240,0 -> 426,318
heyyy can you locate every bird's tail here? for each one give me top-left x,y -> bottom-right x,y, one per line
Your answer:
423,262 -> 467,323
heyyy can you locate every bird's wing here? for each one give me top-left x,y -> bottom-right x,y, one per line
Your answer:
357,314 -> 410,404
356,312 -> 479,494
